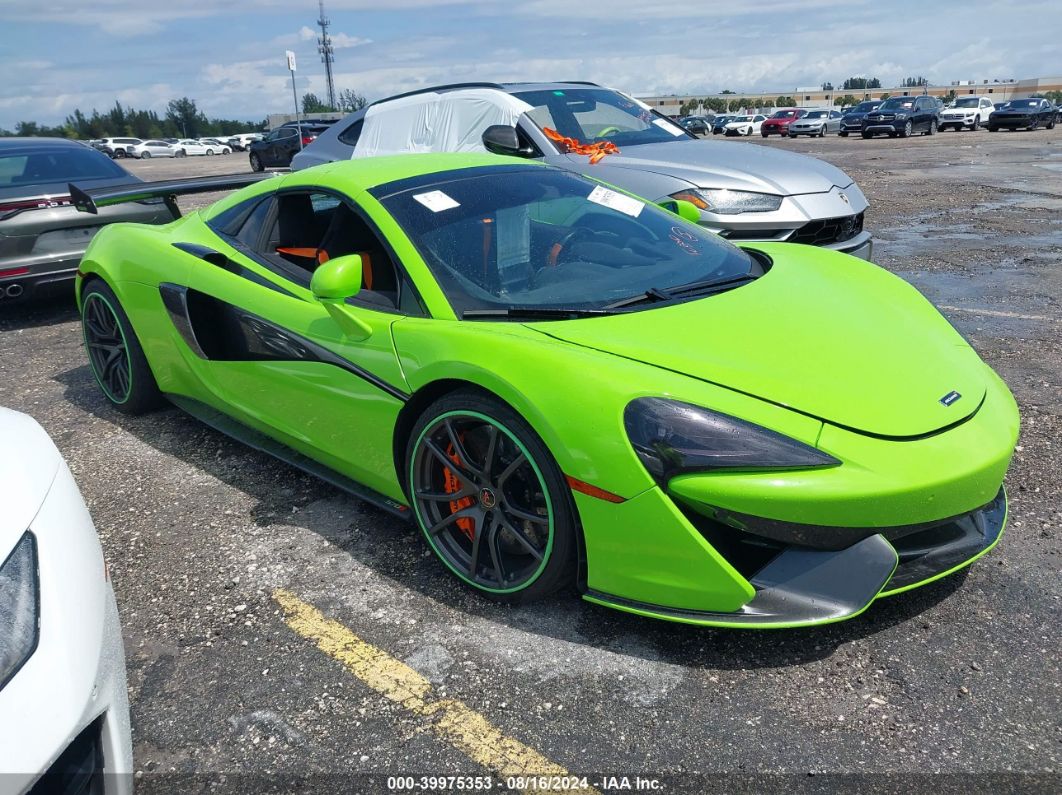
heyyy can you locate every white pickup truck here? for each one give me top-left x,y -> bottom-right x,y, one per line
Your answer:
940,96 -> 995,131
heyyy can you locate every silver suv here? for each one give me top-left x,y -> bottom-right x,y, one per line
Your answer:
293,82 -> 872,259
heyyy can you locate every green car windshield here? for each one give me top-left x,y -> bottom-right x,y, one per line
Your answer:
512,88 -> 690,148
377,167 -> 754,316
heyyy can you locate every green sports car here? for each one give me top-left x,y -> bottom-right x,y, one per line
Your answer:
70,153 -> 1019,628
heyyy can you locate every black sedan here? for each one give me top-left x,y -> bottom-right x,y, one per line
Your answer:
988,98 -> 1057,131
0,138 -> 174,302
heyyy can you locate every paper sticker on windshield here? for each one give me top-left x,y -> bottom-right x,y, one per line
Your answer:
587,185 -> 643,218
653,118 -> 686,136
412,190 -> 460,212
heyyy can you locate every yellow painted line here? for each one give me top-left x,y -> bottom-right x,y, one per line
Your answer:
274,589 -> 599,791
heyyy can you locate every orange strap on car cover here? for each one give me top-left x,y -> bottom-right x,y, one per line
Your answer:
543,127 -> 619,164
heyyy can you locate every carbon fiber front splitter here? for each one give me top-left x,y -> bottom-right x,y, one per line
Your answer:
584,488 -> 1007,628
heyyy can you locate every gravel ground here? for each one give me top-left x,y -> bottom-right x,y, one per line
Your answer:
1,132 -> 1059,794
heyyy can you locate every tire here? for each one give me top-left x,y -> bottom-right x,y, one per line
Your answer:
839,131 -> 848,137
899,120 -> 913,138
862,131 -> 872,139
926,119 -> 937,136
176,149 -> 186,158
745,127 -> 752,136
81,280 -> 163,415
140,151 -> 151,159
818,125 -> 825,137
970,118 -> 979,131
206,149 -> 214,156
1028,120 -> 1039,131
249,152 -> 263,172
406,389 -> 577,604
1048,118 -> 1056,130
761,130 -> 768,138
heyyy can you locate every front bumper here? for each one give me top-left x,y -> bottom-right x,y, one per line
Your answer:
584,487 -> 1007,629
579,367 -> 1018,628
0,463 -> 132,793
990,116 -> 1033,128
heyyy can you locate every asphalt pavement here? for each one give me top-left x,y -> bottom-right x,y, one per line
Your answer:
0,132 -> 1059,794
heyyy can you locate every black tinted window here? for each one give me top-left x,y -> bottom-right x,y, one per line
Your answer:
0,146 -> 126,187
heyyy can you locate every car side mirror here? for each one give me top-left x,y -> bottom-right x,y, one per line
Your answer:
482,125 -> 535,158
311,254 -> 362,301
311,254 -> 372,339
657,199 -> 701,223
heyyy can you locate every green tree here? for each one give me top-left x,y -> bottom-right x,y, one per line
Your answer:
775,95 -> 796,107
720,89 -> 735,95
337,88 -> 367,113
166,97 -> 205,138
302,92 -> 333,114
834,94 -> 858,107
843,76 -> 881,91
942,90 -> 957,105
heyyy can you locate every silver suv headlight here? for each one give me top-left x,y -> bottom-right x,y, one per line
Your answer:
0,532 -> 39,691
670,188 -> 783,215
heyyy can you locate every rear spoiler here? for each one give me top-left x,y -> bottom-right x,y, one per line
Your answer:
69,173 -> 278,217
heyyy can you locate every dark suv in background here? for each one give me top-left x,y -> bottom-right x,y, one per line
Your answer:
248,122 -> 334,170
839,100 -> 882,136
862,96 -> 941,138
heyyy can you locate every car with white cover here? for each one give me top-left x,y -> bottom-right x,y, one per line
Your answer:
0,408 -> 132,794
292,82 -> 873,259
940,96 -> 995,130
723,114 -> 767,136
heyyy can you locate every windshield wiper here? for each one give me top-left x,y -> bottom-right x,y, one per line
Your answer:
604,274 -> 755,310
461,307 -> 614,320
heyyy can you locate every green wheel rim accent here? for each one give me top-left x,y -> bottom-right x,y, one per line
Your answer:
410,410 -> 554,594
82,292 -> 133,404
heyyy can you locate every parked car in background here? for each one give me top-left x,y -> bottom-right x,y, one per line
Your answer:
97,137 -> 142,158
679,116 -> 713,136
711,115 -> 735,134
0,137 -> 175,301
862,95 -> 940,138
175,139 -> 212,156
128,140 -> 178,159
988,98 -> 1057,131
248,123 -> 331,170
760,108 -> 807,137
787,109 -> 843,137
225,133 -> 262,151
293,82 -> 873,259
197,138 -> 232,154
88,140 -> 116,158
724,114 -> 766,136
838,100 -> 882,136
0,408 -> 133,794
940,96 -> 995,130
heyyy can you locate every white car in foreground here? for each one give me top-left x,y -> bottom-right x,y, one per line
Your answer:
939,95 -> 995,130
723,114 -> 767,136
0,408 -> 132,794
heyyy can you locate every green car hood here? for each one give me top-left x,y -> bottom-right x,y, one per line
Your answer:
530,244 -> 987,438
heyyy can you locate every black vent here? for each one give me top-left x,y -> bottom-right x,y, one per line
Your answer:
789,211 -> 864,246
29,717 -> 103,795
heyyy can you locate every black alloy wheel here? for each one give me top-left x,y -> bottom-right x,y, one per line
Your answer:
407,392 -> 576,602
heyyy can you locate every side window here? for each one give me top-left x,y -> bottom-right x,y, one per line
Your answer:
259,191 -> 412,312
338,119 -> 363,147
234,199 -> 274,249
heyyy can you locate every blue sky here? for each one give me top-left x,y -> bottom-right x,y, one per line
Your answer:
3,0 -> 1059,129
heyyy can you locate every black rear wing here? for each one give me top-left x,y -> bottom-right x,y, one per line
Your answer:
69,173 -> 277,217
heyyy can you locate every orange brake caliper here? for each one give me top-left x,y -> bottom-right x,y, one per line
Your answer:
444,443 -> 476,541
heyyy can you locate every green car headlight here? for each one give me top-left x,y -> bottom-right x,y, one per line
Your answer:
671,189 -> 782,215
624,397 -> 840,484
0,532 -> 39,692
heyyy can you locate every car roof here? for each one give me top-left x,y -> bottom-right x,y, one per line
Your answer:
0,137 -> 89,151
209,153 -> 547,217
